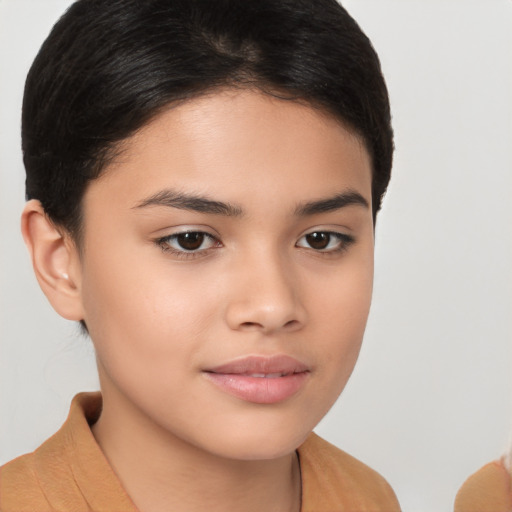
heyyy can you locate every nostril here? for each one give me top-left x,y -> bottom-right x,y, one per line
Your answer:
237,318 -> 302,333
240,321 -> 261,329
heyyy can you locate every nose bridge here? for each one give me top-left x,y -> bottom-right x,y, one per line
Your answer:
225,244 -> 305,333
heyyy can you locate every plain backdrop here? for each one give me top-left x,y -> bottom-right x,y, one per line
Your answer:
1,1 -> 511,511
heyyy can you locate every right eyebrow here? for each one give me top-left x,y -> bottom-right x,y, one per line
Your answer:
132,189 -> 244,217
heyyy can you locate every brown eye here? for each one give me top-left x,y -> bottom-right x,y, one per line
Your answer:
176,232 -> 205,251
305,232 -> 330,250
296,231 -> 355,253
157,231 -> 220,255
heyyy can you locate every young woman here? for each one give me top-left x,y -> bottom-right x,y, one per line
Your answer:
0,1 -> 400,510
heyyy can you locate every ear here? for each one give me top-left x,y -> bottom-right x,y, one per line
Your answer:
21,199 -> 85,321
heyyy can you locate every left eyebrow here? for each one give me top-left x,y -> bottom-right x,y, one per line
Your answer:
294,190 -> 369,216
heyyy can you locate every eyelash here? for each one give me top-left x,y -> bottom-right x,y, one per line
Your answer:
154,230 -> 355,260
296,232 -> 355,255
155,231 -> 221,260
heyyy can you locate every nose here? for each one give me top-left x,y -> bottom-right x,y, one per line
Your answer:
224,250 -> 307,335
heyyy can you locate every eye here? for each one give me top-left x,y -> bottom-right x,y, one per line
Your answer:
156,231 -> 221,255
296,231 -> 354,253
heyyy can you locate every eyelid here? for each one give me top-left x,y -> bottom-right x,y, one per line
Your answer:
295,229 -> 355,253
152,225 -> 355,260
150,223 -> 220,238
154,228 -> 222,259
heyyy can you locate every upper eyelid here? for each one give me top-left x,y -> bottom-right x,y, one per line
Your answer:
302,228 -> 345,235
296,231 -> 354,244
157,231 -> 220,244
154,226 -> 220,239
164,229 -> 217,237
156,227 -> 352,240
154,227 -> 354,246
155,231 -> 221,258
298,228 -> 353,240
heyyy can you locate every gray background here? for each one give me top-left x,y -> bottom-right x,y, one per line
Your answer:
1,1 -> 511,511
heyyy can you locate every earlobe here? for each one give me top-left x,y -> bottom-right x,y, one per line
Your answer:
21,199 -> 85,321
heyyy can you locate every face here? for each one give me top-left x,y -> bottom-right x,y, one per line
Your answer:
76,89 -> 374,460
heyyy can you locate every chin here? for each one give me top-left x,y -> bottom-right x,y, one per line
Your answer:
200,420 -> 312,461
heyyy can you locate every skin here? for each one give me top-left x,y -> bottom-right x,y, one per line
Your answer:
22,89 -> 375,512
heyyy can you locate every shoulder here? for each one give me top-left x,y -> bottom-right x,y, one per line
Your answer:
0,452 -> 52,511
0,393 -> 102,512
454,459 -> 512,512
298,433 -> 401,511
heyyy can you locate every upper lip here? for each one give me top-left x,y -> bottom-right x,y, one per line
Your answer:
205,355 -> 310,376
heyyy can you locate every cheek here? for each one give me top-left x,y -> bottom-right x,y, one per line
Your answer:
308,253 -> 374,381
79,244 -> 219,372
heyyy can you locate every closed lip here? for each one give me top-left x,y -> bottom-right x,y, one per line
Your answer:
204,354 -> 310,376
203,355 -> 310,404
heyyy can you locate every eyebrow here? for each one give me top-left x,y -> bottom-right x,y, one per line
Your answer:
294,190 -> 369,216
133,189 -> 244,217
133,188 -> 368,217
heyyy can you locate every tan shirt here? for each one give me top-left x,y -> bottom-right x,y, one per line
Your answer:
1,393 -> 400,511
454,460 -> 512,512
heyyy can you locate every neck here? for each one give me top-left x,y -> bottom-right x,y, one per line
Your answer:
92,387 -> 302,512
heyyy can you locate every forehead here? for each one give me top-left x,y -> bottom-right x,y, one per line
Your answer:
85,89 -> 372,215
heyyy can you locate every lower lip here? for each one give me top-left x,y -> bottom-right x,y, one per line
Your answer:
204,372 -> 309,404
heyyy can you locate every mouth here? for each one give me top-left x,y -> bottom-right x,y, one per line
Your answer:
203,355 -> 310,404
234,372 -> 295,378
